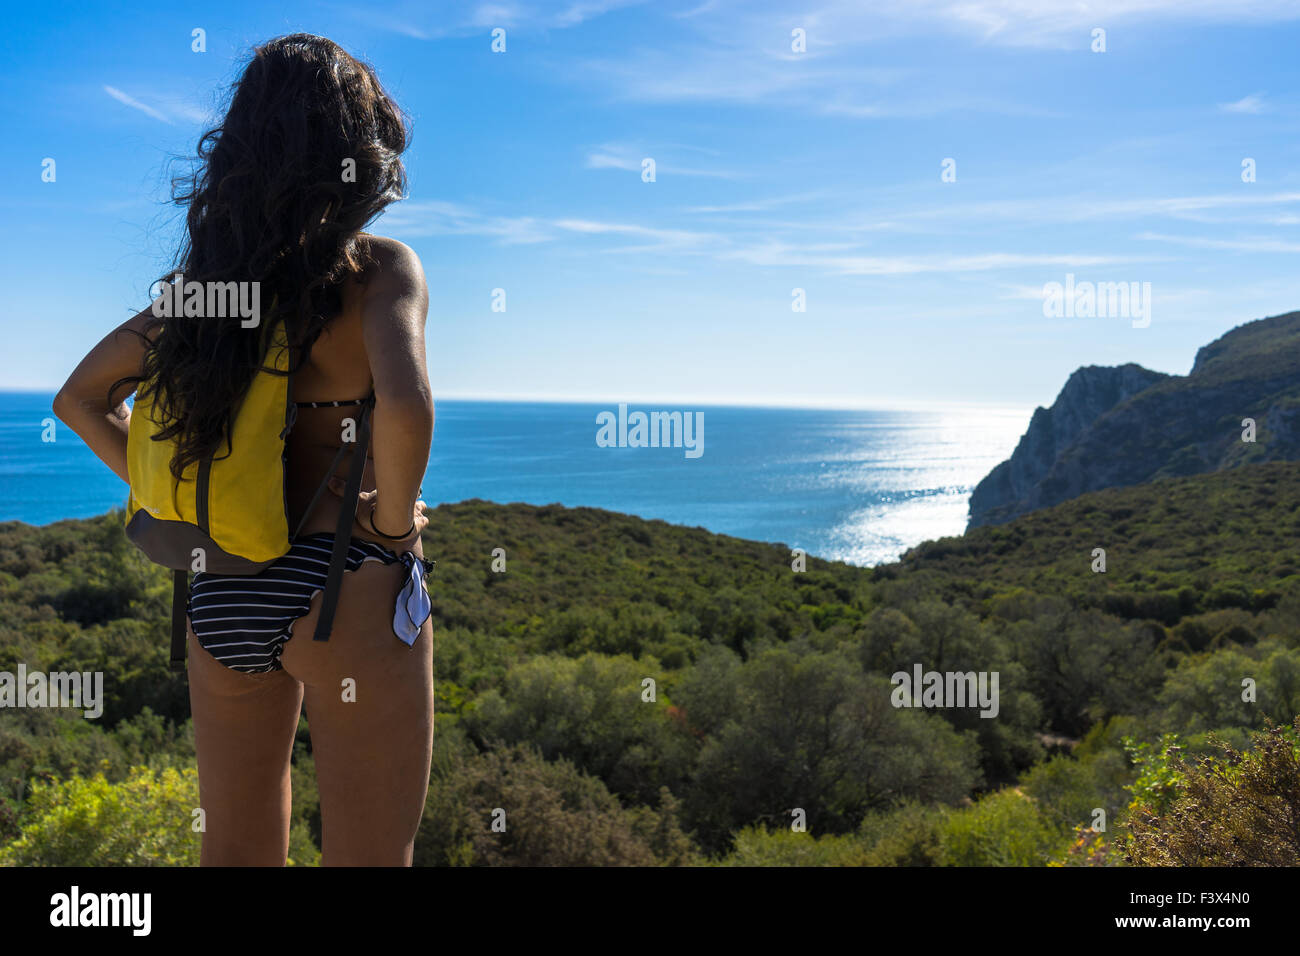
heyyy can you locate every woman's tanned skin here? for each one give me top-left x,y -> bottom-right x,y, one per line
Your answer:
55,234 -> 436,865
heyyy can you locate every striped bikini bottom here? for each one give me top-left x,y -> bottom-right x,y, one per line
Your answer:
187,533 -> 435,673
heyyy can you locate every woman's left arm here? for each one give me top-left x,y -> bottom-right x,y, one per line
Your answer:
53,304 -> 157,484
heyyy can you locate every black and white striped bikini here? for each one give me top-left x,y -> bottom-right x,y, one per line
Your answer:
187,534 -> 434,672
187,396 -> 434,674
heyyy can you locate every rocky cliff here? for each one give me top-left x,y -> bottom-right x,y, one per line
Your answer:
967,310 -> 1300,528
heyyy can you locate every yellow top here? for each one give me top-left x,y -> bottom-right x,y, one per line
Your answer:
125,322 -> 293,564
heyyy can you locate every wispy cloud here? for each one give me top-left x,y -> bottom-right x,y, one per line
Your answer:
894,191 -> 1300,227
552,0 -> 647,27
846,0 -> 1300,49
584,143 -> 737,178
561,0 -> 1300,114
1135,231 -> 1300,253
668,187 -> 1300,241
819,95 -> 1063,120
553,217 -> 723,253
103,86 -> 172,123
683,191 -> 830,214
585,152 -> 641,172
378,200 -> 554,243
720,242 -> 1137,275
1220,93 -> 1268,114
103,85 -> 209,125
572,47 -> 906,107
345,0 -> 648,38
379,196 -> 1142,277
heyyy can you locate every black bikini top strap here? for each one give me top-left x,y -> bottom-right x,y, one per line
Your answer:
295,398 -> 370,408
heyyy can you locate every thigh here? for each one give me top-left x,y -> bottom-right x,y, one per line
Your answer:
187,627 -> 304,866
279,559 -> 434,866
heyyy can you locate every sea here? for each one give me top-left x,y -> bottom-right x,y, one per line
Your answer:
0,392 -> 1029,567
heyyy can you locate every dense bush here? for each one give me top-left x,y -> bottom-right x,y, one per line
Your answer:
1124,721 -> 1300,865
937,790 -> 1065,866
459,651 -> 696,806
0,766 -> 201,866
675,642 -> 982,852
415,738 -> 693,866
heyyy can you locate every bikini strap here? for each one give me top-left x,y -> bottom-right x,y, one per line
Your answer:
312,391 -> 376,643
295,398 -> 369,408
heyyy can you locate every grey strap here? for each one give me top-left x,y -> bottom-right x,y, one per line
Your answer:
169,570 -> 188,670
312,393 -> 375,642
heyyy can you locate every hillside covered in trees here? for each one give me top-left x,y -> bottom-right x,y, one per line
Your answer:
2,462 -> 1298,865
969,309 -> 1300,528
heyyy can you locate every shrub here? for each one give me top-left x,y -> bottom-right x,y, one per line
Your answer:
0,766 -> 200,866
415,741 -> 690,866
717,825 -> 867,866
1124,721 -> 1300,865
937,789 -> 1064,866
459,652 -> 695,806
857,801 -> 946,866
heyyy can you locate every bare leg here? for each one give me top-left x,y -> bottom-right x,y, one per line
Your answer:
279,559 -> 435,866
186,628 -> 304,866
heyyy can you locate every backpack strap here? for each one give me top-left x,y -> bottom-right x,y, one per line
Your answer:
313,392 -> 375,642
292,438 -> 355,541
169,569 -> 188,671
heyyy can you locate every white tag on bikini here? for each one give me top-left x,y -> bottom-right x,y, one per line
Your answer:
392,553 -> 433,646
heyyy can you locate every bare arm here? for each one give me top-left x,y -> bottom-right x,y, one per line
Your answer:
359,239 -> 434,535
52,305 -> 157,484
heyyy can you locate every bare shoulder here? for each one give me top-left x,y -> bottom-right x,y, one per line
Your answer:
358,234 -> 426,294
351,235 -> 429,354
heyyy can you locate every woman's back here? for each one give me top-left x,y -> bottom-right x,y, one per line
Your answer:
286,259 -> 379,540
53,35 -> 437,865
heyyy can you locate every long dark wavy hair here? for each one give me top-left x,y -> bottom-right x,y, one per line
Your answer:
116,34 -> 409,478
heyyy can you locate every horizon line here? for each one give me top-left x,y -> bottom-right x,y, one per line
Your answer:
0,387 -> 1035,416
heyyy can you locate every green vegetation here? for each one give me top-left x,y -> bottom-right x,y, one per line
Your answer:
0,766 -> 200,867
2,463 -> 1299,865
1125,720 -> 1300,865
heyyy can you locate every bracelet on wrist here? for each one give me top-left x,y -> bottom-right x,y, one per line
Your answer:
367,504 -> 416,540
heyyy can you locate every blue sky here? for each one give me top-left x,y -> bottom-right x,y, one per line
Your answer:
2,0 -> 1299,410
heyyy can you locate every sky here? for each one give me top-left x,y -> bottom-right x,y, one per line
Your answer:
2,0 -> 1299,410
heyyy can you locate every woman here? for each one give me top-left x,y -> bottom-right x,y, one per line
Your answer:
53,35 -> 435,866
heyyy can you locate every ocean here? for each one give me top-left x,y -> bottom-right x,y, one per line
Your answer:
0,392 -> 1028,566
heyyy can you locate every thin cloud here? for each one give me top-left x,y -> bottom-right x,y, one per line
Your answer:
820,95 -> 1063,120
378,200 -> 554,243
552,0 -> 648,27
566,0 -> 1300,114
897,191 -> 1300,226
831,0 -> 1300,49
585,152 -> 640,171
683,191 -> 830,214
103,86 -> 172,124
103,86 -> 209,125
584,146 -> 737,178
721,242 -> 1137,276
346,0 -> 647,37
378,197 -> 1170,275
1220,93 -> 1268,113
1135,231 -> 1300,253
553,218 -> 721,249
